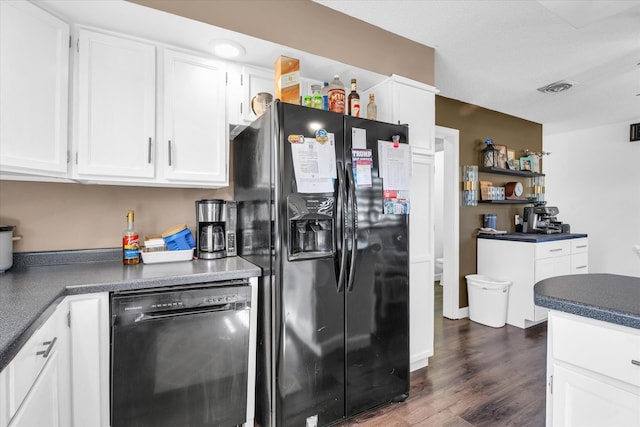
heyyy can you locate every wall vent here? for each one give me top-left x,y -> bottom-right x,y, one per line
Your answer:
631,123 -> 640,142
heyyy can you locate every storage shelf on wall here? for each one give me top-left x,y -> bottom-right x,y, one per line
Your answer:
478,199 -> 532,204
479,166 -> 545,177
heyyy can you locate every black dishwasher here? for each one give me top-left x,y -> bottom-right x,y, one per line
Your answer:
110,281 -> 251,427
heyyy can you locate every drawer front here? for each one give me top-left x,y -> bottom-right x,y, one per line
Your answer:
535,240 -> 571,259
570,238 -> 589,254
552,312 -> 640,388
570,252 -> 589,274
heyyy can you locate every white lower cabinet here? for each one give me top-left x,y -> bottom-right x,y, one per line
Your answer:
0,293 -> 109,427
66,293 -> 110,427
547,311 -> 640,426
2,300 -> 70,427
477,237 -> 588,328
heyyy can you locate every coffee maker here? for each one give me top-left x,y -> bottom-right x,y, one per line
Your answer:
195,199 -> 237,259
523,203 -> 564,234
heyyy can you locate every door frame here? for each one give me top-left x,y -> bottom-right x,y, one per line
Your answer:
435,126 -> 466,319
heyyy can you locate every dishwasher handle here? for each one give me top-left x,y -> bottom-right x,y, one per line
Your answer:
134,304 -> 239,322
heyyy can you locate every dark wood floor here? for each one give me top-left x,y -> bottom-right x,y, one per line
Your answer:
341,283 -> 548,426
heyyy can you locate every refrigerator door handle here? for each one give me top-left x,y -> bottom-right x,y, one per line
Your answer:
336,161 -> 348,293
346,163 -> 358,292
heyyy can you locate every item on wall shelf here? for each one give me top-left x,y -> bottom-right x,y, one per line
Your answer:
505,181 -> 524,200
532,175 -> 545,202
461,165 -> 478,206
480,138 -> 501,168
494,144 -> 507,168
519,156 -> 535,171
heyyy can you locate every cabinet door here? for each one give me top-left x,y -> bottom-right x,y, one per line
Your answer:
0,1 -> 69,177
6,303 -> 69,427
390,78 -> 435,151
161,49 -> 228,186
67,293 -> 110,427
8,351 -> 62,427
241,65 -> 273,123
552,364 -> 640,427
76,28 -> 155,179
409,151 -> 434,371
534,255 -> 571,283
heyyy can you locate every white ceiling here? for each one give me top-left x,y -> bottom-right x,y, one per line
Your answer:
37,0 -> 640,136
315,0 -> 640,135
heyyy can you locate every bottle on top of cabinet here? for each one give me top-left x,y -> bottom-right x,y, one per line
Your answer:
327,75 -> 345,114
348,78 -> 360,117
366,93 -> 377,120
122,210 -> 140,265
321,81 -> 329,110
311,84 -> 323,109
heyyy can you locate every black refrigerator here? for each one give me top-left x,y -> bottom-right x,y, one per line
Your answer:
233,101 -> 409,427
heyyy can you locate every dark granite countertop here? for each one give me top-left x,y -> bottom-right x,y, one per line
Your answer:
477,232 -> 587,242
0,249 -> 262,372
534,273 -> 640,329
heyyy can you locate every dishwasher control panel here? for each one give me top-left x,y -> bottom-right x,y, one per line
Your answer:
111,282 -> 251,318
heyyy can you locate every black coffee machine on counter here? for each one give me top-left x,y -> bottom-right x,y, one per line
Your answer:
523,202 -> 569,234
195,199 -> 237,259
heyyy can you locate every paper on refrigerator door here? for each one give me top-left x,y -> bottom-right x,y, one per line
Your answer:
377,140 -> 411,190
290,136 -> 335,193
378,140 -> 411,214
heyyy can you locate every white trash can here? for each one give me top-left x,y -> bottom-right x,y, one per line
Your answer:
465,274 -> 512,328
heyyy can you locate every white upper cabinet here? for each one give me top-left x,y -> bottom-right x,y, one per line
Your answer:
160,49 -> 228,186
73,28 -> 230,188
239,65 -> 273,124
363,75 -> 436,151
75,28 -> 156,180
0,1 -> 70,178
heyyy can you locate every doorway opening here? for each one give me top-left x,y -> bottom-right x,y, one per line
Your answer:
434,126 -> 465,319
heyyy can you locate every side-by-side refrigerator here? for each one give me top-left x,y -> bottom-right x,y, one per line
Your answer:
233,100 -> 409,427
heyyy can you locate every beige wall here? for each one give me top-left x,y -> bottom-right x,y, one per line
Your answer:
0,181 -> 231,252
1,0 -> 435,253
435,96 -> 543,308
127,0 -> 435,86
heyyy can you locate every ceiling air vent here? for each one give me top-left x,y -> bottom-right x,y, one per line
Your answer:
537,80 -> 574,94
631,123 -> 640,142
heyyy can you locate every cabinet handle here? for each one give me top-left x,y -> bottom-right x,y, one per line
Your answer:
632,360 -> 640,367
575,265 -> 587,269
168,140 -> 172,166
550,248 -> 563,252
147,137 -> 152,164
36,337 -> 57,358
575,245 -> 587,249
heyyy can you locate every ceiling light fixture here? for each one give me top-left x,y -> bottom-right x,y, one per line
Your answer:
208,39 -> 245,59
536,80 -> 575,94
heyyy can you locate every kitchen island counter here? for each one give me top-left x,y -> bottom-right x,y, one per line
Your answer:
534,273 -> 640,329
0,249 -> 262,371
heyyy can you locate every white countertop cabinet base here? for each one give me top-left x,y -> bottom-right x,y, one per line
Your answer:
546,311 -> 640,426
477,237 -> 588,328
1,301 -> 70,427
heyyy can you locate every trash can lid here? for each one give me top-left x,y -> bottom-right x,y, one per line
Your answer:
465,274 -> 512,288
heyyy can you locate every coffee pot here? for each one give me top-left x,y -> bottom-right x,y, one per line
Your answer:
195,199 -> 237,259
